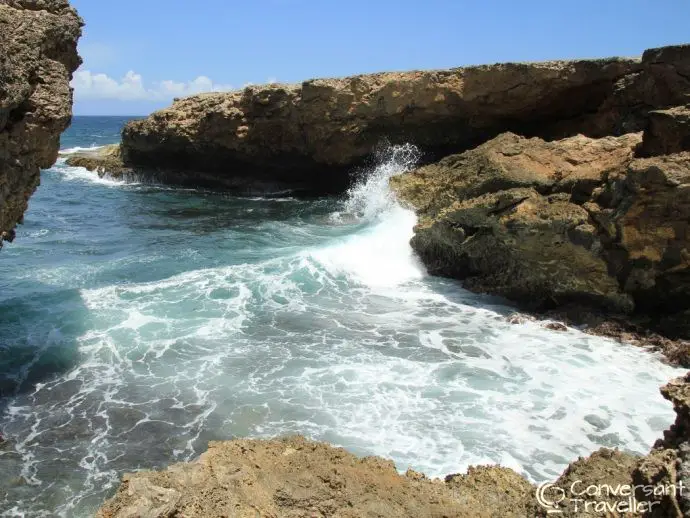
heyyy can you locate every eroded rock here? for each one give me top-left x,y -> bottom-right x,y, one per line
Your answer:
641,105 -> 690,156
63,144 -> 130,178
391,132 -> 642,313
119,56 -> 642,192
392,131 -> 690,349
96,436 -> 501,518
0,0 -> 82,248
96,375 -> 690,518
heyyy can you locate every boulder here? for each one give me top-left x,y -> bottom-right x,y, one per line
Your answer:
0,0 -> 82,247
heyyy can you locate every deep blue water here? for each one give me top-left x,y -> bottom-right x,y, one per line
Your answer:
0,116 -> 682,517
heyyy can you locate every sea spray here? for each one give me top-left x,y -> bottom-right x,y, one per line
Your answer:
341,142 -> 421,220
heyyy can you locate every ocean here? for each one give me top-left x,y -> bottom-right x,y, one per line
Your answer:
0,116 -> 683,516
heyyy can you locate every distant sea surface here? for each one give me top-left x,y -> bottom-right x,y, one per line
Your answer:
0,116 -> 682,516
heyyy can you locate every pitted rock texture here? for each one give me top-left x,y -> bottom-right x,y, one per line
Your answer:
120,56 -> 641,192
97,377 -> 690,518
0,0 -> 82,248
118,45 -> 690,193
95,435 -> 538,518
391,131 -> 690,347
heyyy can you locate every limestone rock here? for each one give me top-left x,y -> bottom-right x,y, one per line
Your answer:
63,144 -> 130,178
391,132 -> 642,313
445,465 -> 538,517
595,45 -> 690,135
0,0 -> 82,248
392,132 -> 690,341
96,435 -> 512,518
117,44 -> 690,193
553,448 -> 640,517
641,105 -> 690,156
609,152 -> 690,338
120,57 -> 641,192
96,376 -> 690,518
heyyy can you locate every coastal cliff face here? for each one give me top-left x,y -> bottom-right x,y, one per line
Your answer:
96,375 -> 690,518
0,0 -> 82,248
120,56 -> 644,192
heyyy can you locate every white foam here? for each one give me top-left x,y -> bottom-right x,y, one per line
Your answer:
311,205 -> 425,287
59,144 -> 109,155
49,164 -> 133,188
342,142 -> 420,219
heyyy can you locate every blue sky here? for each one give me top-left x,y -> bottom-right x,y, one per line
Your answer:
71,0 -> 690,115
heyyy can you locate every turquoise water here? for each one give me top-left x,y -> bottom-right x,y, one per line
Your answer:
0,116 -> 683,517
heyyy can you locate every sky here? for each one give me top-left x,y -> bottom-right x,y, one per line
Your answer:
70,0 -> 690,116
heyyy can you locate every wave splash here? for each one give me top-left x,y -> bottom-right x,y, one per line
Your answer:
315,143 -> 425,287
342,142 -> 421,220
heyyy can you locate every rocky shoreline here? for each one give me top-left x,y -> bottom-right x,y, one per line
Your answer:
96,373 -> 690,517
90,44 -> 690,195
0,0 -> 82,248
390,127 -> 690,364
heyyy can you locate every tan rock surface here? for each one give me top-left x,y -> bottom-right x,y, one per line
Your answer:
96,375 -> 690,518
0,0 -> 82,247
391,131 -> 690,348
120,56 -> 640,192
96,435 -> 527,518
391,132 -> 642,313
116,45 -> 690,193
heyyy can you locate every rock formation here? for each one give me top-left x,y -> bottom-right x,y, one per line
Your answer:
111,45 -> 690,193
391,123 -> 690,351
640,105 -> 690,157
96,375 -> 690,517
0,0 -> 82,248
95,435 -> 537,518
121,56 -> 637,188
63,144 -> 130,177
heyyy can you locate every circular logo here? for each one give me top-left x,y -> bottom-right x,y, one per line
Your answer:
536,482 -> 566,513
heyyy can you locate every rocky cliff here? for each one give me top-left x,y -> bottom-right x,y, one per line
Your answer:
0,0 -> 82,248
74,46 -> 689,196
96,375 -> 690,517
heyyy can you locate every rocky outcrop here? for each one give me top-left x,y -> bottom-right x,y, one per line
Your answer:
0,0 -> 82,248
97,375 -> 690,518
114,44 -> 690,193
63,144 -> 130,178
391,129 -> 690,349
95,435 -> 539,518
640,105 -> 690,156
